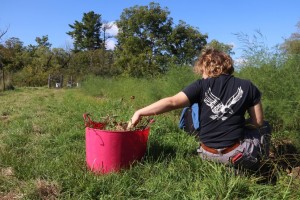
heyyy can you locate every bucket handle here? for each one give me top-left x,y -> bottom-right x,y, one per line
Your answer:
83,113 -> 106,129
83,113 -> 92,127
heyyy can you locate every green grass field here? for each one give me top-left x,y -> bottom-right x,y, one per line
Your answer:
0,80 -> 300,199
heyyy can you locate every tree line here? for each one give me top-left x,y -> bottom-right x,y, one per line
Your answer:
0,2 -> 299,89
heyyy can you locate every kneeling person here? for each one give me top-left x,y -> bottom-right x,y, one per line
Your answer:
128,48 -> 271,170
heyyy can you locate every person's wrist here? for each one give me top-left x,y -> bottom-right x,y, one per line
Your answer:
135,110 -> 143,118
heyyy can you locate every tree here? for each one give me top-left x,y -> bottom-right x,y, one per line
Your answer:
169,20 -> 208,65
1,37 -> 24,90
206,39 -> 234,55
0,27 -> 8,90
35,35 -> 52,49
3,37 -> 25,72
281,21 -> 300,55
115,2 -> 173,77
14,36 -> 54,86
67,11 -> 103,51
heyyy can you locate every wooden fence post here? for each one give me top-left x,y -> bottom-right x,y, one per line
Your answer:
60,75 -> 64,88
48,74 -> 51,88
2,67 -> 4,91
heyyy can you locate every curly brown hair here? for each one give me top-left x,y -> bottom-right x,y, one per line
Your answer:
194,48 -> 234,77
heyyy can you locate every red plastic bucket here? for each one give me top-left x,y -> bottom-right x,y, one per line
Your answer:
83,114 -> 150,174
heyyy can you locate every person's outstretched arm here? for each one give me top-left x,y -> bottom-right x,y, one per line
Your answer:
127,92 -> 190,129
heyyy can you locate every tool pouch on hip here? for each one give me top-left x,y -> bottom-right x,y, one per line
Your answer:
231,151 -> 260,170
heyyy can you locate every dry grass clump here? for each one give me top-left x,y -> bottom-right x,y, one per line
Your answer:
0,191 -> 24,200
35,179 -> 60,200
1,167 -> 14,177
0,111 -> 9,122
0,167 -> 24,200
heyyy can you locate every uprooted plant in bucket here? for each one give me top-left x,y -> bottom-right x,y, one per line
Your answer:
83,113 -> 155,131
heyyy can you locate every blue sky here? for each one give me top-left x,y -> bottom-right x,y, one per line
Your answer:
1,0 -> 299,59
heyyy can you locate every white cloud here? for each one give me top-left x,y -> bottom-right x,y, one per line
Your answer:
234,58 -> 246,65
104,21 -> 119,36
103,21 -> 118,50
106,39 -> 117,50
233,57 -> 248,71
229,42 -> 236,48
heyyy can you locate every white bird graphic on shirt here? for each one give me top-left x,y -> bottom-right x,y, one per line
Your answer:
204,87 -> 243,121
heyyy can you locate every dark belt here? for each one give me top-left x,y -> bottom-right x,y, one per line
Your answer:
201,141 -> 240,154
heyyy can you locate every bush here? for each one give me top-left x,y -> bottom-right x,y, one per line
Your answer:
237,53 -> 300,148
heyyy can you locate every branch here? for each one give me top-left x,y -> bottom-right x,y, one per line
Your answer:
0,26 -> 9,40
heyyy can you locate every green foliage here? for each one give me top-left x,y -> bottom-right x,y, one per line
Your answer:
51,48 -> 71,70
0,37 -> 25,72
237,49 -> 300,139
115,2 -> 209,77
281,21 -> 300,55
169,20 -> 208,65
158,65 -> 198,97
235,31 -> 286,69
206,39 -> 235,55
115,2 -> 173,77
68,49 -> 117,77
67,11 -> 103,51
35,35 -> 51,49
81,66 -> 197,107
12,44 -> 53,86
1,37 -> 116,87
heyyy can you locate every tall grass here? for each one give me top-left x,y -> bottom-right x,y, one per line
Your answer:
237,55 -> 300,149
81,66 -> 198,119
81,66 -> 197,102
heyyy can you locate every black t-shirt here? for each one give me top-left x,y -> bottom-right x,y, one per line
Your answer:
182,74 -> 261,148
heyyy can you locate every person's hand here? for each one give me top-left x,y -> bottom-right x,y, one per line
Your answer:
127,111 -> 142,130
245,123 -> 257,129
245,118 -> 258,129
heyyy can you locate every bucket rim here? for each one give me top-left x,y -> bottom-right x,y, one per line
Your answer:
85,127 -> 150,134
